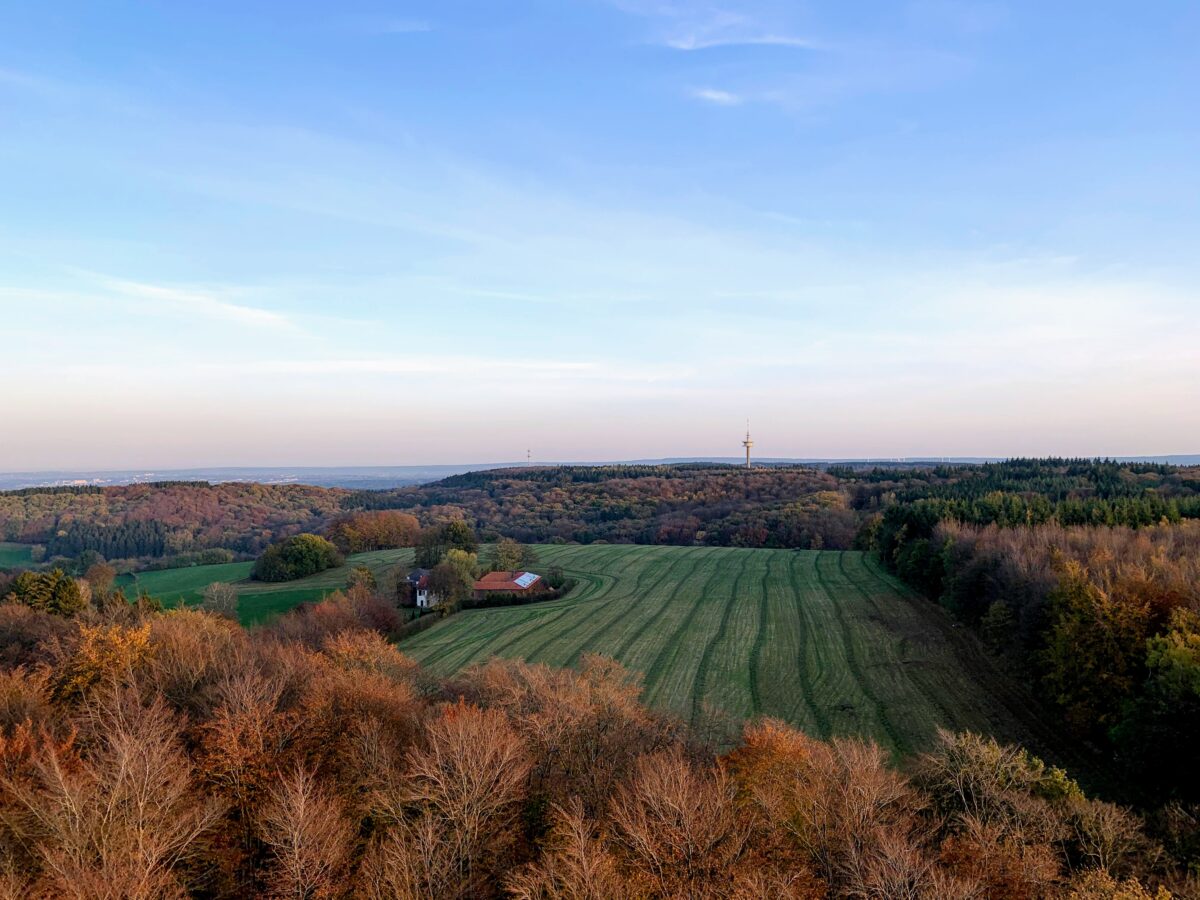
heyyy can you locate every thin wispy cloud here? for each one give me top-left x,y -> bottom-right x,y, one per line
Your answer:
691,87 -> 742,105
609,2 -> 817,51
96,276 -> 295,331
666,32 -> 817,50
46,356 -> 696,387
374,18 -> 432,34
0,66 -> 69,99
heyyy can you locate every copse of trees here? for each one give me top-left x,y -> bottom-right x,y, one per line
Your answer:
414,519 -> 479,568
485,537 -> 537,572
324,509 -> 420,554
0,590 -> 1189,896
251,533 -> 344,583
47,519 -> 172,559
2,568 -> 87,616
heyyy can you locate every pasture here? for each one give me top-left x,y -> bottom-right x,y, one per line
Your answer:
400,544 -> 1063,757
0,543 -> 35,569
118,548 -> 414,625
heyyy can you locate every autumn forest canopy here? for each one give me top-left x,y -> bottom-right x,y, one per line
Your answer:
1,458 -> 1200,895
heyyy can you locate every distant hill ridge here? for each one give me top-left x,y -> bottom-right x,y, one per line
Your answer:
3,455 -> 1198,491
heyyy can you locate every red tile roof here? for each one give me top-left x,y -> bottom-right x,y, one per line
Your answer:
473,570 -> 543,592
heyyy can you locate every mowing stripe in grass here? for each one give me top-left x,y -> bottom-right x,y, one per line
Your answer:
509,546 -> 670,663
688,560 -> 749,727
646,552 -> 743,718
813,551 -> 903,753
835,551 -> 966,744
785,551 -> 833,736
402,560 -> 621,668
640,549 -> 729,705
795,551 -> 859,728
396,544 -> 1075,765
477,570 -> 619,661
560,546 -> 708,669
431,569 -> 617,664
694,550 -> 766,722
611,547 -> 720,671
746,549 -> 775,717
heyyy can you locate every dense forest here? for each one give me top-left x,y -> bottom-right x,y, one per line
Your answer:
9,461 -> 1195,571
348,464 -> 864,548
871,463 -> 1200,808
0,481 -> 351,560
0,579 -> 1192,898
0,467 -> 864,568
4,460 -> 1199,813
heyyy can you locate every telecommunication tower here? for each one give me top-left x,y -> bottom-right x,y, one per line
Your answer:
742,421 -> 754,470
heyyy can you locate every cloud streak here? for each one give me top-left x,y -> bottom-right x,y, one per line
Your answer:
609,2 -> 817,51
372,18 -> 432,35
44,356 -> 697,385
690,87 -> 742,105
665,32 -> 817,51
95,276 -> 295,331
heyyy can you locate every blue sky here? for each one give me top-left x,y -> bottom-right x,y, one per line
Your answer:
1,1 -> 1197,468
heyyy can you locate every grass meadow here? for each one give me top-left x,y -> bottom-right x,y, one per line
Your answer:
117,548 -> 414,625
400,544 -> 1066,757
0,543 -> 36,569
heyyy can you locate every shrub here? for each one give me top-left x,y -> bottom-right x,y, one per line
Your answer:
2,569 -> 87,617
252,534 -> 344,583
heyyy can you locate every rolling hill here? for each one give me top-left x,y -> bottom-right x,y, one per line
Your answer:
401,544 -> 1074,760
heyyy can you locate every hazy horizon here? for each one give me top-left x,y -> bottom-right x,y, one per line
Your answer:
2,1 -> 1198,470
4,452 -> 1199,478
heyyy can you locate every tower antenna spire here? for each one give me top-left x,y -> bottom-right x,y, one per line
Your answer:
742,419 -> 754,470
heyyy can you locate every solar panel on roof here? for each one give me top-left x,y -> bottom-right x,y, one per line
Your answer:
513,572 -> 539,589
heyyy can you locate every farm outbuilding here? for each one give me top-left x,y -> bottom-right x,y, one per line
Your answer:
472,570 -> 546,599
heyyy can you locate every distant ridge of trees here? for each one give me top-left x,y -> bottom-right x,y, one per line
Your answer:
0,481 -> 352,560
5,457 -> 1198,569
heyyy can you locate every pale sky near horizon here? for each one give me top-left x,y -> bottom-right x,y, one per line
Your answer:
1,1 -> 1198,470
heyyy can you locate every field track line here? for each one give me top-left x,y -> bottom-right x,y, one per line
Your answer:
746,550 -> 774,716
562,546 -> 708,668
689,561 -> 749,727
640,548 -> 728,701
479,569 -> 617,660
786,552 -> 833,736
491,549 -> 662,664
611,547 -> 717,665
814,552 -> 904,752
854,553 -> 1100,779
836,552 -> 964,731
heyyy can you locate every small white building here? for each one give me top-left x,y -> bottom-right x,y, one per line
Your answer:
406,568 -> 440,609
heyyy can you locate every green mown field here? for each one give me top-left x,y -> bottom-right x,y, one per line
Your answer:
118,548 -> 414,625
400,544 -> 1066,758
0,543 -> 36,569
